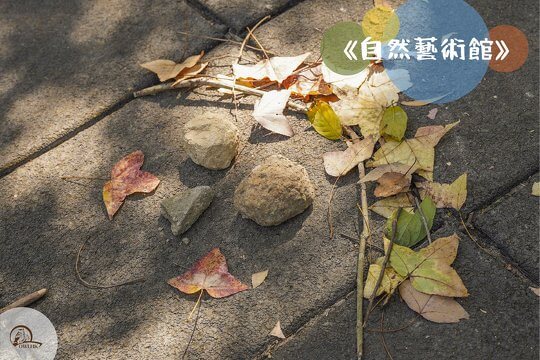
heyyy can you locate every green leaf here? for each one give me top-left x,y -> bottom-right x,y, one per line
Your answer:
386,196 -> 436,247
307,101 -> 342,140
386,240 -> 468,297
381,106 -> 407,141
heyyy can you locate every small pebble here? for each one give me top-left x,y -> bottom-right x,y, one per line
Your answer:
182,237 -> 190,245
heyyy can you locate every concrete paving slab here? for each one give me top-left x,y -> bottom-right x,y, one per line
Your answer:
270,224 -> 540,360
0,91 -> 362,359
0,0 -> 226,176
474,173 -> 539,284
197,0 -> 297,32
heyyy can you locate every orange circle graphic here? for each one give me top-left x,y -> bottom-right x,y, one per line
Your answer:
489,25 -> 529,73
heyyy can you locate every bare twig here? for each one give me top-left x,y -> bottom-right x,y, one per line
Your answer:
380,311 -> 394,360
133,77 -> 307,112
237,16 -> 271,64
364,208 -> 400,326
75,235 -> 145,289
0,289 -> 47,313
356,162 -> 370,360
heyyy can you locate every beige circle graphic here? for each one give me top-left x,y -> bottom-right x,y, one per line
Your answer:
0,308 -> 58,360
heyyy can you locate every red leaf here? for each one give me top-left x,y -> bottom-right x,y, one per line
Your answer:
168,248 -> 249,298
102,150 -> 160,219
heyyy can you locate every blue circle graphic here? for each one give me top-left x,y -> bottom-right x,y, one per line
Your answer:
383,0 -> 489,104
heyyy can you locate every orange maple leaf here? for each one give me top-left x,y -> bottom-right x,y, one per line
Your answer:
168,248 -> 249,298
102,150 -> 160,220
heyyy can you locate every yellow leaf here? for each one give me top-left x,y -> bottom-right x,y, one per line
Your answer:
369,193 -> 414,218
419,234 -> 460,265
418,173 -> 467,210
330,69 -> 403,139
532,182 -> 540,197
307,101 -> 342,140
364,262 -> 404,298
387,240 -> 468,297
381,106 -> 408,141
368,121 -> 459,180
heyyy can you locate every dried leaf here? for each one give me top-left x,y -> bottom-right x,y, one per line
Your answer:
253,90 -> 294,137
381,106 -> 408,141
323,137 -> 375,177
529,287 -> 540,296
102,150 -> 160,220
168,248 -> 248,298
363,164 -> 416,198
386,196 -> 436,247
233,53 -> 311,84
427,108 -> 439,120
270,321 -> 286,339
369,193 -> 414,218
331,69 -> 405,140
388,240 -> 469,297
307,101 -> 342,140
532,182 -> 540,197
399,280 -> 469,323
374,172 -> 411,197
361,164 -> 417,183
368,121 -> 459,181
140,51 -> 204,82
418,173 -> 467,210
419,234 -> 460,265
251,270 -> 269,289
364,262 -> 403,298
172,62 -> 208,86
401,94 -> 448,107
283,65 -> 333,99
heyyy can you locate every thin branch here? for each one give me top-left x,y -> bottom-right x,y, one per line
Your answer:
0,289 -> 47,314
356,161 -> 370,360
133,77 -> 307,112
380,311 -> 394,360
237,16 -> 271,64
75,234 -> 145,289
364,208 -> 400,326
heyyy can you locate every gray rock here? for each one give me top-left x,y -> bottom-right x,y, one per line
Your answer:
234,155 -> 315,226
161,186 -> 214,236
183,114 -> 239,170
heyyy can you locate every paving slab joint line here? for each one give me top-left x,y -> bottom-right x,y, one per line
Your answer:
0,93 -> 133,179
468,166 -> 539,214
462,212 -> 537,286
253,289 -> 356,360
184,0 -> 230,28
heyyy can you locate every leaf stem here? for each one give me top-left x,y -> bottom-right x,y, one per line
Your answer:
183,290 -> 204,360
188,289 -> 204,321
